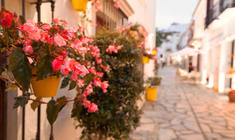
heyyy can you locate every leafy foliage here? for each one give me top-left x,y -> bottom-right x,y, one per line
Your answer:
155,29 -> 175,47
146,77 -> 162,87
72,30 -> 144,140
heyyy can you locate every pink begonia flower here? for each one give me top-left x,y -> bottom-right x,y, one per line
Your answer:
27,57 -> 34,64
60,66 -> 69,76
96,57 -> 102,64
60,50 -> 68,57
96,72 -> 104,77
101,81 -> 109,93
71,72 -> 78,81
83,98 -> 91,108
70,38 -> 83,52
29,29 -> 41,41
86,82 -> 93,95
23,45 -> 33,54
114,0 -> 120,8
41,23 -> 50,31
20,20 -> 38,33
91,46 -> 100,57
93,78 -> 102,87
0,11 -> 14,28
54,33 -> 66,47
89,67 -> 97,75
74,63 -> 89,76
100,64 -> 110,72
77,79 -> 84,88
106,45 -> 122,54
88,103 -> 98,113
52,57 -> 63,71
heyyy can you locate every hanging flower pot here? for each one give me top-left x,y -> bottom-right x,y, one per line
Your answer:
142,57 -> 150,64
31,76 -> 61,98
145,87 -> 158,101
72,0 -> 88,11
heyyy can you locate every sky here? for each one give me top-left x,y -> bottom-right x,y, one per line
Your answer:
155,0 -> 199,29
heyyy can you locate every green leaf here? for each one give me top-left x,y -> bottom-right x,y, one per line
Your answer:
61,77 -> 70,88
36,46 -> 53,80
30,100 -> 40,111
69,81 -> 77,90
8,48 -> 32,90
46,99 -> 58,125
46,97 -> 67,125
14,93 -> 30,108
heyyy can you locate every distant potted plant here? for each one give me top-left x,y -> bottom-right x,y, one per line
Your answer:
145,77 -> 161,101
228,90 -> 235,102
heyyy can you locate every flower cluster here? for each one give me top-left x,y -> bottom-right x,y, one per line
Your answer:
0,9 -> 121,113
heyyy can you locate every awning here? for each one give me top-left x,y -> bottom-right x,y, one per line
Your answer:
170,47 -> 198,57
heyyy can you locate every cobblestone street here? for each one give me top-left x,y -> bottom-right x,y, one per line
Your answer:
131,67 -> 235,140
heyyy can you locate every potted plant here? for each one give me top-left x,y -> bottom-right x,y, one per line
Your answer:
228,90 -> 235,102
145,77 -> 161,101
0,9 -> 109,130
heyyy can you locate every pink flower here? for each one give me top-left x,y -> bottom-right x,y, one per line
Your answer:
20,20 -> 38,33
60,66 -> 69,76
96,57 -> 102,64
96,72 -> 104,77
101,64 -> 110,72
114,0 -> 120,8
0,11 -> 14,28
82,98 -> 91,108
23,45 -> 33,54
89,67 -> 97,75
41,23 -> 50,31
71,72 -> 78,81
93,78 -> 102,87
52,57 -> 63,71
106,45 -> 122,54
101,81 -> 109,93
54,33 -> 66,47
86,82 -> 93,95
29,29 -> 41,41
88,103 -> 98,113
77,79 -> 84,88
91,46 -> 100,57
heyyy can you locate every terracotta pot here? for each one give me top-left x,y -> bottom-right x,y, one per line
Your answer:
229,93 -> 235,102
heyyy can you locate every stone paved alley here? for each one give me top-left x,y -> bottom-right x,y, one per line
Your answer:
131,67 -> 235,140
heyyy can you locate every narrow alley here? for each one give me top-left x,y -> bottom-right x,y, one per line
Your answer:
131,67 -> 235,140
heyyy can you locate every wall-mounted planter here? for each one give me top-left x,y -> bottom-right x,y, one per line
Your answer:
72,0 -> 88,11
145,87 -> 158,101
142,57 -> 150,64
31,76 -> 61,98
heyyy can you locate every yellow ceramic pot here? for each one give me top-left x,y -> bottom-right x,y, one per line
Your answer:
72,0 -> 88,11
146,87 -> 158,101
31,76 -> 61,98
152,50 -> 156,55
142,57 -> 150,64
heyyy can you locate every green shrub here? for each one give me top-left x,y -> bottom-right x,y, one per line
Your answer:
146,77 -> 161,87
71,30 -> 144,140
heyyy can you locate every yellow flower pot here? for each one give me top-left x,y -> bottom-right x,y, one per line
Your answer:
152,50 -> 156,55
142,57 -> 150,64
146,87 -> 158,101
31,76 -> 61,98
72,0 -> 88,11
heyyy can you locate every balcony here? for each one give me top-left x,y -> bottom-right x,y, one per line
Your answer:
205,0 -> 235,28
